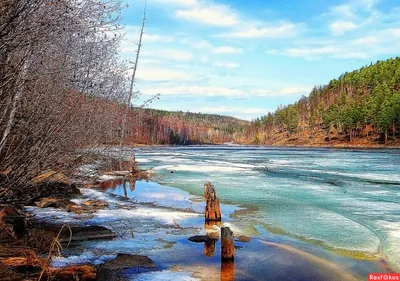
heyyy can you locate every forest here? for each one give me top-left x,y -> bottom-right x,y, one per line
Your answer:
251,57 -> 400,146
122,108 -> 249,145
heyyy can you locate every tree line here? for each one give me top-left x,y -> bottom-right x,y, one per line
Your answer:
251,57 -> 400,145
121,108 -> 249,145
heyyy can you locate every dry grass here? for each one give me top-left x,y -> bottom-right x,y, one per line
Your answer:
0,205 -> 96,281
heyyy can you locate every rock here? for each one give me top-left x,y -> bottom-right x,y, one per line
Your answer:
204,182 -> 221,222
102,253 -> 155,270
0,205 -> 27,240
96,254 -> 155,281
82,199 -> 109,209
236,236 -> 251,243
34,197 -> 83,214
66,204 -> 84,214
35,197 -> 69,208
1,181 -> 80,206
42,225 -> 117,243
221,227 -> 234,261
188,235 -> 218,243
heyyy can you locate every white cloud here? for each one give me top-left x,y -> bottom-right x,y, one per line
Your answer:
123,25 -> 174,43
219,23 -> 299,39
251,87 -> 311,97
328,4 -> 355,19
143,33 -> 175,43
140,84 -> 311,98
151,0 -> 197,6
213,46 -> 243,54
212,62 -> 240,69
197,106 -> 267,115
330,21 -> 358,35
142,49 -> 194,62
141,85 -> 245,97
181,39 -> 243,54
176,4 -> 239,26
136,67 -> 194,82
266,27 -> 400,60
352,35 -> 379,45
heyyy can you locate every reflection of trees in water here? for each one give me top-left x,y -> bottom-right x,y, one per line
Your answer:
129,178 -> 136,191
98,179 -> 124,191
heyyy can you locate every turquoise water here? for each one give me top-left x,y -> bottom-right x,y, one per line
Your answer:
27,145 -> 399,280
132,146 -> 400,269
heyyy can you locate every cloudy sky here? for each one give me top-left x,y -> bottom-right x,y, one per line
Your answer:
120,0 -> 400,120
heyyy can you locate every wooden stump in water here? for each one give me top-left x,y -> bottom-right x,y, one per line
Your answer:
204,182 -> 221,222
221,227 -> 234,261
129,155 -> 138,174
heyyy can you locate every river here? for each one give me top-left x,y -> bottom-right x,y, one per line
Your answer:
28,146 -> 400,280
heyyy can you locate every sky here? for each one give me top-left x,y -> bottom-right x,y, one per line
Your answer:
119,0 -> 400,120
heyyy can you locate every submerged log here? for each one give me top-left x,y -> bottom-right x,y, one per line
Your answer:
41,225 -> 117,243
188,235 -> 217,243
221,227 -> 234,261
221,259 -> 234,281
204,182 -> 221,222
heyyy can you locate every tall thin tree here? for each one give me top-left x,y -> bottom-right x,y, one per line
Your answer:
119,1 -> 147,169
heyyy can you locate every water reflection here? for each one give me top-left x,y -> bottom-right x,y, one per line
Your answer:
129,178 -> 136,191
99,179 -> 136,198
204,240 -> 216,257
98,179 -> 123,190
221,260 -> 234,281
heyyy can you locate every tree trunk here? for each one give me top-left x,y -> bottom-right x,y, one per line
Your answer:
119,3 -> 146,169
204,182 -> 221,222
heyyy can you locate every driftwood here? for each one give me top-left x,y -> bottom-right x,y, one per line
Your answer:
204,182 -> 221,222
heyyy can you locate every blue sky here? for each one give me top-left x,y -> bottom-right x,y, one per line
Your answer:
120,0 -> 400,120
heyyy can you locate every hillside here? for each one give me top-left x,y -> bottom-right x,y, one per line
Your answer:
249,57 -> 400,147
123,108 -> 250,145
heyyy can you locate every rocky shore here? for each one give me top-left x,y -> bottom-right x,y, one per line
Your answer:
0,156 -> 154,281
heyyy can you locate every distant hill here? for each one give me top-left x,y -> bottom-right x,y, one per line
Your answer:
125,108 -> 250,145
249,57 -> 400,147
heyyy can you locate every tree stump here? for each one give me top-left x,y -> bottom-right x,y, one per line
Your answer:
204,182 -> 221,222
129,155 -> 137,174
221,227 -> 234,261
